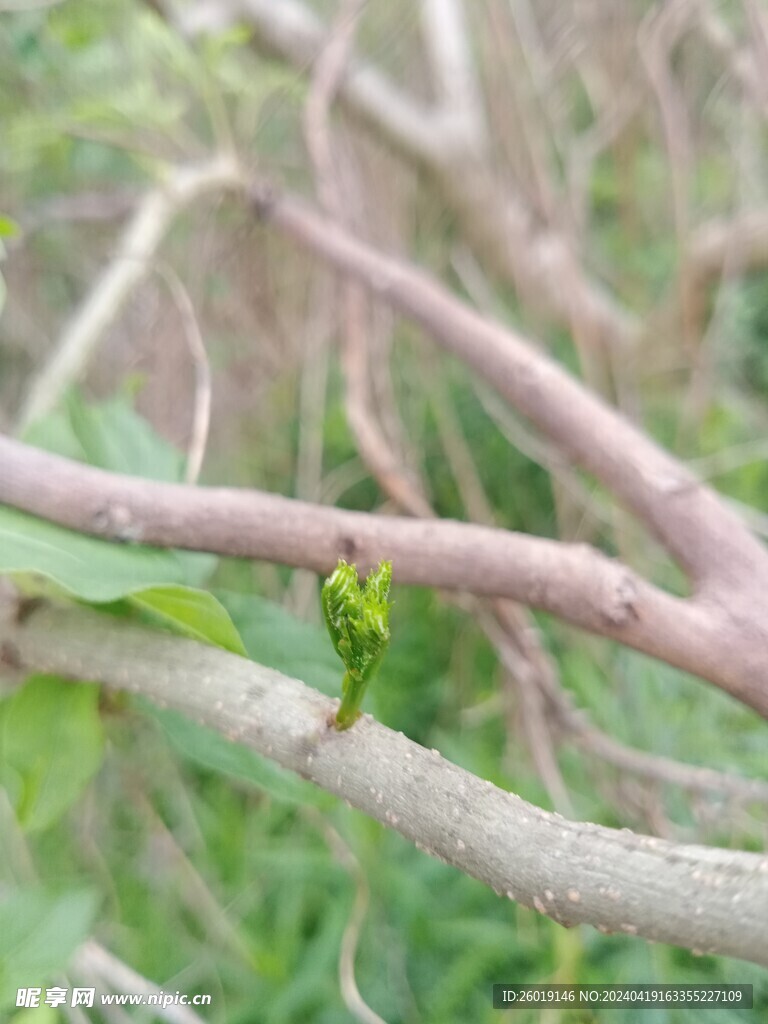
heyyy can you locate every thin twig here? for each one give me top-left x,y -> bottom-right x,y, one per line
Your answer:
179,0 -> 640,349
72,941 -> 208,1024
420,367 -> 572,814
303,0 -> 368,217
304,808 -> 389,1024
153,265 -> 212,485
248,179 -> 768,592
419,0 -> 488,152
16,156 -> 242,433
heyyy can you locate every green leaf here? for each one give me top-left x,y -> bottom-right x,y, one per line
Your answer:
0,506 -> 215,603
147,705 -> 328,807
10,1006 -> 58,1024
0,887 -> 98,1010
64,391 -> 185,480
22,391 -> 185,480
215,591 -> 342,697
321,559 -> 360,659
321,560 -> 392,728
17,408 -> 85,463
7,393 -> 216,598
322,560 -> 391,681
0,676 -> 104,832
128,585 -> 247,656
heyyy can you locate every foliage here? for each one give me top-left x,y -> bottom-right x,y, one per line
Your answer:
0,888 -> 98,1011
1,1 -> 768,1021
1,393 -> 765,1022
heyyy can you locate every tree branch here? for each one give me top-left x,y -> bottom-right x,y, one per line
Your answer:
247,180 -> 768,595
1,602 -> 766,967
1,433 -> 768,715
177,0 -> 639,352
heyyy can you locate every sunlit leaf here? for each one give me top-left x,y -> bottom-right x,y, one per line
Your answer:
216,591 -> 341,697
148,705 -> 328,807
129,585 -> 247,656
0,506 -> 214,602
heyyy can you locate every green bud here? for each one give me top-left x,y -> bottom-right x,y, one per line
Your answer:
321,559 -> 393,730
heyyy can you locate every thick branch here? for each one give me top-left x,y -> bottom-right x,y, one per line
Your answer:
1,435 -> 768,715
1,603 -> 766,967
0,434 -> 668,636
249,182 -> 768,594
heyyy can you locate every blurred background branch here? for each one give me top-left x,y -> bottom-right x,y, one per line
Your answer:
2,0 -> 768,1013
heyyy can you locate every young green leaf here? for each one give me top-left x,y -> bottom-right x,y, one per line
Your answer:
321,559 -> 393,730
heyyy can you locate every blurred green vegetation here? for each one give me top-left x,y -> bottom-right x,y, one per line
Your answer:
1,2 -> 767,1023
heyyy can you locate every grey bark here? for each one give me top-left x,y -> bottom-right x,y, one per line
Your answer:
1,603 -> 766,968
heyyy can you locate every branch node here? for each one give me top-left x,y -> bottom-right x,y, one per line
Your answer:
16,596 -> 47,625
603,573 -> 640,627
337,534 -> 361,561
0,640 -> 22,670
248,180 -> 280,220
92,504 -> 143,543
